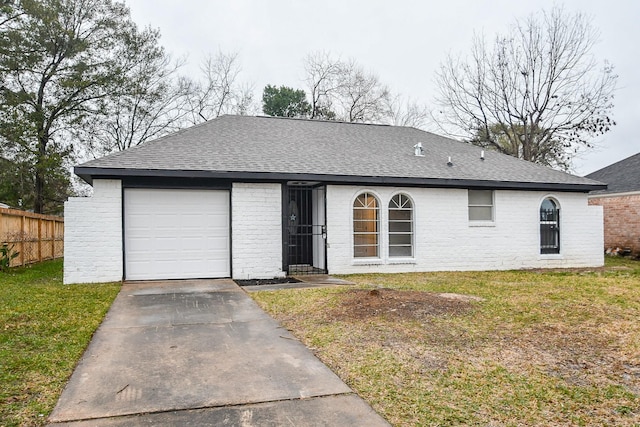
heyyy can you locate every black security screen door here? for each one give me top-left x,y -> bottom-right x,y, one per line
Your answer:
283,184 -> 327,275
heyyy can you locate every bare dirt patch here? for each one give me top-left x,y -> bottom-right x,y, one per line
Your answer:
330,288 -> 479,321
494,324 -> 640,393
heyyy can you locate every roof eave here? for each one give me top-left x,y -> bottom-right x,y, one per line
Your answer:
74,166 -> 607,193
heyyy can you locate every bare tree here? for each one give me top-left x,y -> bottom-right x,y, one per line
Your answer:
186,51 -> 255,124
303,51 -> 343,119
337,60 -> 391,123
82,52 -> 192,156
302,53 -> 390,123
303,52 -> 428,126
434,7 -> 617,170
384,95 -> 429,128
78,49 -> 255,158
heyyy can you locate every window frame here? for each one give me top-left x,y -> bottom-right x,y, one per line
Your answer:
353,192 -> 380,258
388,193 -> 414,258
468,189 -> 495,222
540,197 -> 560,254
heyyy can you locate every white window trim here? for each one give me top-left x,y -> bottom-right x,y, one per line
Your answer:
352,258 -> 385,266
469,221 -> 496,227
387,257 -> 417,264
388,192 -> 415,259
539,254 -> 564,260
468,189 -> 495,224
539,195 -> 561,255
352,191 -> 382,260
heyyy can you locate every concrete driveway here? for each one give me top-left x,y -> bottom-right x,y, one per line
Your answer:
48,279 -> 389,426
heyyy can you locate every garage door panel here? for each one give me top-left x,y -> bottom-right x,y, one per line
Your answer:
125,189 -> 230,280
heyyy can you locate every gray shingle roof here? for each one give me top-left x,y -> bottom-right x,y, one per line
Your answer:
586,152 -> 640,195
77,115 -> 604,191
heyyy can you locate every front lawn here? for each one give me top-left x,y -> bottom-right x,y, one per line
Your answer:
0,260 -> 120,426
252,259 -> 640,426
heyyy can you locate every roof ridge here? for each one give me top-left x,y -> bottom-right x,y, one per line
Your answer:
249,114 -> 395,128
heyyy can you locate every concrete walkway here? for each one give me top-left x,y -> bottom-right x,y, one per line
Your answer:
48,279 -> 389,426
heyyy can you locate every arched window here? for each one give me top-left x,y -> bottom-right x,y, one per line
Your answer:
540,198 -> 560,254
388,194 -> 413,257
353,193 -> 379,258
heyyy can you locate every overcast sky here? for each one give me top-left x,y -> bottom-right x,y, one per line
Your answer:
126,0 -> 639,176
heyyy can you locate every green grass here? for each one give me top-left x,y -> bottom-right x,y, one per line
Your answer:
252,258 -> 640,426
0,260 -> 120,427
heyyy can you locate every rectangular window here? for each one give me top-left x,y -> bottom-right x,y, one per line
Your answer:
468,190 -> 494,221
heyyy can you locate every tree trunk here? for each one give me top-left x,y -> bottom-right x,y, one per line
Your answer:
34,167 -> 44,214
34,134 -> 47,214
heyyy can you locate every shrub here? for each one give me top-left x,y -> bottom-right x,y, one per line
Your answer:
0,243 -> 19,272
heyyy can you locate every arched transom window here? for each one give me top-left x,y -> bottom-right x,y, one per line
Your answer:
540,198 -> 560,254
388,194 -> 413,257
353,193 -> 379,258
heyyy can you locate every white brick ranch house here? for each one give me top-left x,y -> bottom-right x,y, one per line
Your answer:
64,115 -> 606,284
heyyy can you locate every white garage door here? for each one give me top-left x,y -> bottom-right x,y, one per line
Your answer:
124,188 -> 230,280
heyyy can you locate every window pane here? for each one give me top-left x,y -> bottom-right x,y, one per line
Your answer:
389,221 -> 412,232
354,209 -> 378,220
354,234 -> 378,246
468,190 -> 493,205
354,245 -> 378,257
355,193 -> 377,209
469,206 -> 492,221
389,246 -> 412,257
354,221 -> 378,232
389,209 -> 411,220
541,199 -> 556,211
389,234 -> 412,245
390,194 -> 412,209
540,209 -> 558,222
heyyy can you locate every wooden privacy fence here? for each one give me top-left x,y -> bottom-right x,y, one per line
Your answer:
0,207 -> 64,267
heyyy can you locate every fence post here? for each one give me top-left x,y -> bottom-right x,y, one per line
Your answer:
20,213 -> 25,266
38,218 -> 42,263
50,221 -> 54,260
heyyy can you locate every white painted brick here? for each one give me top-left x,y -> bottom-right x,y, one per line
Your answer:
231,183 -> 285,279
64,180 -> 603,283
64,179 -> 123,284
326,185 -> 603,274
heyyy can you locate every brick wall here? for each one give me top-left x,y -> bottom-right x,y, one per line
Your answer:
231,182 -> 285,279
63,179 -> 605,283
326,185 -> 603,274
588,193 -> 640,255
64,179 -> 123,284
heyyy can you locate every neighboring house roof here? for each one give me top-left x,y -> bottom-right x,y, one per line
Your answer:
586,152 -> 640,195
76,115 -> 605,192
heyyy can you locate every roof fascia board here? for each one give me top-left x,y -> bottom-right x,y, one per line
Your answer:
75,167 -> 606,193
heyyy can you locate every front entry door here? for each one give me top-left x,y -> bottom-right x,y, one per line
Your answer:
284,184 -> 327,274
